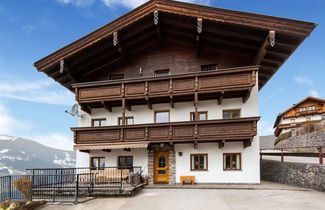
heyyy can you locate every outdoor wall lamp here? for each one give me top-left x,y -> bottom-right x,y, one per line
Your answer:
178,152 -> 183,156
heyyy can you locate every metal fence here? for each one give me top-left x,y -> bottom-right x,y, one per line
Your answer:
0,166 -> 143,203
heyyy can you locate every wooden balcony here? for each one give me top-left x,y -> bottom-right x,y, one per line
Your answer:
71,117 -> 259,149
72,66 -> 258,112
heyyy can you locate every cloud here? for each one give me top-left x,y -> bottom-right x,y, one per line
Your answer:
56,0 -> 95,7
57,0 -> 210,9
309,89 -> 319,97
0,78 -> 75,106
0,104 -> 33,135
22,25 -> 35,34
293,76 -> 314,86
258,120 -> 275,136
31,133 -> 73,150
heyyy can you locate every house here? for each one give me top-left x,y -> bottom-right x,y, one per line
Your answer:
34,0 -> 315,184
274,97 -> 325,137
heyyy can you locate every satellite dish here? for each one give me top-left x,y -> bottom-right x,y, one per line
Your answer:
71,104 -> 79,116
65,103 -> 81,118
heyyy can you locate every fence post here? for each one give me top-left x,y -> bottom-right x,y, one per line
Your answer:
74,174 -> 79,204
319,146 -> 323,164
9,176 -> 12,200
281,149 -> 284,162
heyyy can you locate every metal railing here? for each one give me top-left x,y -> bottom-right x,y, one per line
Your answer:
1,166 -> 143,203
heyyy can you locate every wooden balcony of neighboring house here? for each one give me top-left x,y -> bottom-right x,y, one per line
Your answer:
72,65 -> 258,114
71,117 -> 259,150
296,109 -> 323,117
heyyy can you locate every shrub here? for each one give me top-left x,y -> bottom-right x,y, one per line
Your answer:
13,177 -> 32,202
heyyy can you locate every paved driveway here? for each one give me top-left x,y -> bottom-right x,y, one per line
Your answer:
42,182 -> 325,210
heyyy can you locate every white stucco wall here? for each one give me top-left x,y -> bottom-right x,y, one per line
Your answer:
77,149 -> 148,175
174,139 -> 260,183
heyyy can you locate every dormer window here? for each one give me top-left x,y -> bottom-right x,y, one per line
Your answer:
201,64 -> 217,71
299,107 -> 306,112
308,105 -> 315,111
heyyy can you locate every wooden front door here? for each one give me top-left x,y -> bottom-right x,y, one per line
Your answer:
154,151 -> 169,183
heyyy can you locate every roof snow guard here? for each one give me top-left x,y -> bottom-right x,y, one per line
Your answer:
34,0 -> 316,90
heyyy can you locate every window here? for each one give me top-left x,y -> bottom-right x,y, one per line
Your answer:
91,118 -> 106,127
201,64 -> 217,71
190,111 -> 208,121
110,74 -> 124,80
306,116 -> 311,121
118,156 -> 133,168
154,69 -> 170,77
299,107 -> 306,112
91,157 -> 105,169
154,110 -> 170,123
223,153 -> 241,170
290,118 -> 295,123
118,116 -> 134,125
223,110 -> 240,119
309,105 -> 316,111
191,154 -> 208,171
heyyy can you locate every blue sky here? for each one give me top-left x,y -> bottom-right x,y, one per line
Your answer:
0,0 -> 324,150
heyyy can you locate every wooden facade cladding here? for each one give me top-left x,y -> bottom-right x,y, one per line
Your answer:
71,117 -> 259,146
73,65 -> 257,108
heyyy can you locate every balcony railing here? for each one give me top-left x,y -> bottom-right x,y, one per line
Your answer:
296,109 -> 323,116
72,66 -> 258,107
71,117 -> 259,147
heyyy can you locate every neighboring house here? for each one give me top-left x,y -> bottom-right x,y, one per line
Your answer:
274,97 -> 325,137
33,0 -> 315,184
259,135 -> 276,150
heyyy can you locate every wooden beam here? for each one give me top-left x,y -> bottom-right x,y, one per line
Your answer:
243,140 -> 252,148
101,101 -> 112,112
242,89 -> 251,103
218,91 -> 224,105
154,10 -> 163,47
170,95 -> 174,108
102,149 -> 111,153
194,92 -> 198,120
80,150 -> 90,153
125,100 -> 132,111
124,148 -> 131,152
218,141 -> 224,149
122,98 -> 126,125
254,31 -> 272,64
80,105 -> 91,114
196,18 -> 203,57
146,98 -> 152,110
194,142 -> 198,150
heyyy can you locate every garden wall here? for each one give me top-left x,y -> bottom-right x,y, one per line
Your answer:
261,159 -> 325,192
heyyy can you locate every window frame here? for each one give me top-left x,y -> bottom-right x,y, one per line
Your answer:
154,69 -> 170,77
90,157 -> 105,169
110,74 -> 124,80
91,118 -> 106,127
118,116 -> 134,125
223,153 -> 241,171
154,110 -> 170,123
117,156 -> 133,168
190,111 -> 208,121
222,109 -> 241,119
190,154 -> 208,171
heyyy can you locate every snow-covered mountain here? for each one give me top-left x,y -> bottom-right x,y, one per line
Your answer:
0,134 -> 76,176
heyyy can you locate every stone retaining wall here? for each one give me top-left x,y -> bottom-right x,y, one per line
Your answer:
261,159 -> 325,192
275,131 -> 325,149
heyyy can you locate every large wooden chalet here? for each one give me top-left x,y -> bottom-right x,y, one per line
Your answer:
34,0 -> 315,184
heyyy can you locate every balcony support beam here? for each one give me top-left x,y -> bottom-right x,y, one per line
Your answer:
243,140 -> 252,148
170,96 -> 174,108
81,105 -> 91,114
101,101 -> 112,112
122,98 -> 126,125
242,89 -> 251,103
125,101 -> 132,111
146,98 -> 152,110
102,149 -> 111,153
194,92 -> 198,120
218,91 -> 224,105
219,141 -> 225,149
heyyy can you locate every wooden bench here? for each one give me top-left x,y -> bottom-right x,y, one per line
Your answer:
180,176 -> 195,185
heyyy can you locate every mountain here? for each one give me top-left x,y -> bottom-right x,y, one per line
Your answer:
0,134 -> 76,176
